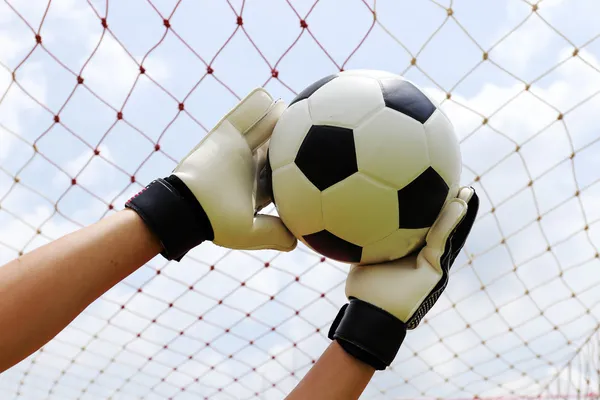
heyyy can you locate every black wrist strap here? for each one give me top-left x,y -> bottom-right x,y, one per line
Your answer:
125,175 -> 214,261
328,298 -> 407,370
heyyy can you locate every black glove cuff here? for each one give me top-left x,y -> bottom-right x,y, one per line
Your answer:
328,298 -> 407,370
125,175 -> 214,261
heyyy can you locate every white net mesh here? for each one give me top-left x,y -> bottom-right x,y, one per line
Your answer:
1,0 -> 599,398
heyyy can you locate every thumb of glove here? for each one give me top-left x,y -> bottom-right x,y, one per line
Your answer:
241,214 -> 297,252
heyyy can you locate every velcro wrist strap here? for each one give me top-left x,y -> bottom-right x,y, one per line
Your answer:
125,176 -> 214,261
328,298 -> 407,370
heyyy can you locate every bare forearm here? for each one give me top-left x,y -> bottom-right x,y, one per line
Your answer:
0,210 -> 161,372
286,341 -> 375,400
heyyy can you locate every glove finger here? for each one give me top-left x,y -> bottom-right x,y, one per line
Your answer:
243,97 -> 286,152
420,187 -> 478,271
247,214 -> 297,252
227,89 -> 273,139
425,196 -> 468,251
457,186 -> 475,203
420,197 -> 468,272
444,187 -> 479,265
173,90 -> 269,174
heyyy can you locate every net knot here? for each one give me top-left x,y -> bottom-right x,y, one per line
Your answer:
236,16 -> 243,25
139,66 -> 146,74
117,111 -> 123,120
206,66 -> 214,74
178,103 -> 185,111
154,144 -> 160,151
271,69 -> 279,78
53,115 -> 60,123
77,76 -> 84,84
101,18 -> 107,28
163,19 -> 171,28
300,20 -> 308,28
35,34 -> 42,44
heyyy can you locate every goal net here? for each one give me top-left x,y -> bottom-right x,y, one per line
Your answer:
1,0 -> 599,399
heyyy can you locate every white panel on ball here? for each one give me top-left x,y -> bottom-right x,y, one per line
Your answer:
424,109 -> 462,188
272,163 -> 324,237
360,227 -> 430,265
322,172 -> 398,246
339,69 -> 402,80
269,100 -> 313,170
354,107 -> 430,189
308,76 -> 385,128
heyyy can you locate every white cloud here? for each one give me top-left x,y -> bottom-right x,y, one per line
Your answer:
0,33 -> 27,62
51,145 -> 115,185
81,34 -> 171,108
0,62 -> 48,161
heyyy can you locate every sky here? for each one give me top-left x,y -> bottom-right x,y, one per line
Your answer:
0,0 -> 600,399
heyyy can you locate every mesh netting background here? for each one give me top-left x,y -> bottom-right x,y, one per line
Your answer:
1,0 -> 600,399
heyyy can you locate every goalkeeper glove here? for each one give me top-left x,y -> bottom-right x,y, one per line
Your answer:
126,89 -> 297,261
328,187 -> 479,370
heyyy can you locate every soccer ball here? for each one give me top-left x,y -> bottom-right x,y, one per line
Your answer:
265,70 -> 461,265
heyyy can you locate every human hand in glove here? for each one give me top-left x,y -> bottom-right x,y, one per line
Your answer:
126,88 -> 297,260
328,187 -> 479,370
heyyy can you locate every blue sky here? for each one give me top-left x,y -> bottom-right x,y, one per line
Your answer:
1,0 -> 600,399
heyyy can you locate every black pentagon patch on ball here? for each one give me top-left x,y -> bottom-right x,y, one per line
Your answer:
380,79 -> 435,124
398,167 -> 449,229
289,74 -> 338,106
294,125 -> 358,191
303,230 -> 362,263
